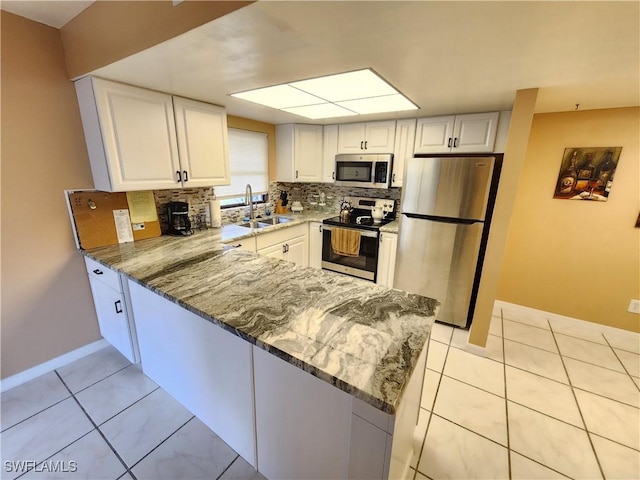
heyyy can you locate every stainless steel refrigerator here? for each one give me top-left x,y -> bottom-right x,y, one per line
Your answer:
394,155 -> 499,328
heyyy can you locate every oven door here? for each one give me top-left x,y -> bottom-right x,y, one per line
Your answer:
321,225 -> 379,281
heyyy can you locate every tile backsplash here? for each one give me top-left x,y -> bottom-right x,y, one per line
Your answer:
153,182 -> 402,231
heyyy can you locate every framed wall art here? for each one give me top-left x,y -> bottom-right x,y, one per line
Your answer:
553,147 -> 622,201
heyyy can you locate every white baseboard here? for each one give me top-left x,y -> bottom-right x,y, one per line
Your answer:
493,300 -> 637,338
1,339 -> 108,393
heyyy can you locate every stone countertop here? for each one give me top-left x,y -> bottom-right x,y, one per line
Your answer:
379,219 -> 400,234
83,217 -> 437,414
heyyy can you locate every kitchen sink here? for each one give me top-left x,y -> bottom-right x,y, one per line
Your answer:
238,216 -> 293,229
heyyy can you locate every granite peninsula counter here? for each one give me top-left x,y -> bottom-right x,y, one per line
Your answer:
82,220 -> 438,479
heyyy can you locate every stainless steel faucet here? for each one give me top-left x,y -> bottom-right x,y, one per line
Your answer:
245,184 -> 255,224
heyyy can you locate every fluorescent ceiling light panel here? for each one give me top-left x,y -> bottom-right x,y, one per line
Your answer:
230,68 -> 418,119
281,103 -> 356,120
231,84 -> 324,109
336,94 -> 419,114
290,69 -> 398,102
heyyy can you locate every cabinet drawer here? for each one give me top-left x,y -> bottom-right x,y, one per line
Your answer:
256,224 -> 307,251
84,256 -> 121,292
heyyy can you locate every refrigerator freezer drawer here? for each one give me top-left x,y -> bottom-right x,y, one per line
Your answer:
394,216 -> 483,327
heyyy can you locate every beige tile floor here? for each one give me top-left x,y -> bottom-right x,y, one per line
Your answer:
1,309 -> 638,480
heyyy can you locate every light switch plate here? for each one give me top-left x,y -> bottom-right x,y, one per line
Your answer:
627,299 -> 640,315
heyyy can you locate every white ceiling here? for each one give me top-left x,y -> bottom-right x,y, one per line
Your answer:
1,0 -> 93,29
8,1 -> 640,124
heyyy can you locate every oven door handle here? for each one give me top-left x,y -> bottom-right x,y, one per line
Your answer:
321,225 -> 379,238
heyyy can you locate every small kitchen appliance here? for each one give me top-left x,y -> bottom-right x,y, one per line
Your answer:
335,154 -> 393,189
166,201 -> 193,236
322,196 -> 396,281
394,155 -> 501,327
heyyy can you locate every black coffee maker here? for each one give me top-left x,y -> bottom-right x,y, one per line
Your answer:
166,201 -> 193,236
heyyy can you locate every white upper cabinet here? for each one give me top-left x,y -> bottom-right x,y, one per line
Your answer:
75,77 -> 229,192
173,96 -> 230,187
322,125 -> 338,183
276,124 -> 323,183
391,118 -> 416,187
337,120 -> 396,154
414,112 -> 499,154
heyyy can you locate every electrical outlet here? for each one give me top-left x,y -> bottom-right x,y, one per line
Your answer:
628,299 -> 640,315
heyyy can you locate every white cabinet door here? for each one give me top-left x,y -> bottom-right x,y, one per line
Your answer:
337,123 -> 367,153
173,96 -> 230,187
376,232 -> 398,287
276,124 -> 323,182
285,235 -> 309,267
258,242 -> 287,261
391,119 -> 416,187
322,125 -> 338,183
128,280 -> 256,467
78,77 -> 182,191
364,120 -> 396,153
253,346 -> 352,480
295,124 -> 323,182
452,112 -> 500,153
308,222 -> 323,269
87,277 -> 136,362
414,115 -> 455,154
338,121 -> 396,154
414,113 -> 499,154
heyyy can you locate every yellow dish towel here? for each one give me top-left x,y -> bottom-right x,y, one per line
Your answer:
331,228 -> 361,257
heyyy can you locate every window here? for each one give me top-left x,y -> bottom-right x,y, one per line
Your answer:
217,128 -> 269,207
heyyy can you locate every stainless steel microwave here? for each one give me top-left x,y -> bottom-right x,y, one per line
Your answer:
334,154 -> 393,189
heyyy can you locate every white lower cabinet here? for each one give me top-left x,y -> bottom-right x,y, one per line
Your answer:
308,222 -> 323,269
253,347 -> 353,480
376,232 -> 398,287
84,257 -> 138,363
126,270 -> 427,479
256,224 -> 308,267
127,280 -> 256,467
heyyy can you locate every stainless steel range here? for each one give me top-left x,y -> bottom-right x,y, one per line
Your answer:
322,196 -> 396,282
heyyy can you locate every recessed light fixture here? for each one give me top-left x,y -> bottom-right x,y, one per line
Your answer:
230,68 -> 418,120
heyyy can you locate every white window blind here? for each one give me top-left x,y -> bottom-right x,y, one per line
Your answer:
216,128 -> 269,199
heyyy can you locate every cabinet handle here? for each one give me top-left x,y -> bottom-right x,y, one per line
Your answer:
183,170 -> 188,182
282,244 -> 287,254
453,137 -> 458,148
114,300 -> 123,314
176,170 -> 182,182
295,170 -> 299,179
447,138 -> 452,148
364,141 -> 368,150
392,173 -> 396,182
332,172 -> 335,180
319,225 -> 322,232
360,141 -> 364,150
286,244 -> 290,253
92,269 -> 103,275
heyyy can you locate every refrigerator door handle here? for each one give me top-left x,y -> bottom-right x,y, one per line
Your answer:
402,212 -> 480,225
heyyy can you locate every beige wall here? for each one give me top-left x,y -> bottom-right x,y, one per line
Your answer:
497,107 -> 640,333
1,12 -> 100,378
469,89 -> 538,346
61,1 -> 253,79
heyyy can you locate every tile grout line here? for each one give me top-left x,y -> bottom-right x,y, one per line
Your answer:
215,454 -> 240,480
12,429 -> 96,480
501,310 -> 513,480
547,323 -> 606,479
414,327 -> 453,479
94,387 -> 161,428
1,394 -> 72,434
128,415 -> 196,471
64,362 -> 133,397
601,336 -> 640,394
54,370 -> 138,480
